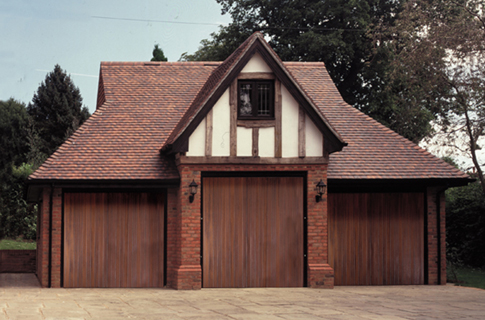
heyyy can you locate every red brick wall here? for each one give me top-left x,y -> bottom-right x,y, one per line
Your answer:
306,167 -> 334,288
168,167 -> 202,289
1,250 -> 36,273
427,187 -> 446,285
36,187 -> 62,288
169,163 -> 333,289
51,188 -> 62,288
36,187 -> 50,287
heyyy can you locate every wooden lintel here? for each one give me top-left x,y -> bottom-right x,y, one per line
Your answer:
275,79 -> 282,158
252,127 -> 259,157
177,156 -> 329,165
206,109 -> 213,156
237,120 -> 275,128
238,72 -> 275,80
230,80 -> 237,157
298,106 -> 306,158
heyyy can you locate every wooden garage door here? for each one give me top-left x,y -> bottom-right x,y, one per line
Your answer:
203,177 -> 304,288
328,193 -> 424,285
64,192 -> 165,288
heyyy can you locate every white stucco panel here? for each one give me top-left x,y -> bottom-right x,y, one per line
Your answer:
305,114 -> 323,156
186,117 -> 206,156
240,52 -> 272,73
259,127 -> 275,157
211,89 -> 231,156
237,127 -> 252,156
281,85 -> 299,157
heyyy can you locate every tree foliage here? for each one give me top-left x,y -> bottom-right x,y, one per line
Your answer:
27,65 -> 90,157
0,99 -> 30,187
1,66 -> 90,240
0,163 -> 37,240
151,44 -> 168,61
392,0 -> 485,194
180,0 -> 441,143
446,181 -> 485,268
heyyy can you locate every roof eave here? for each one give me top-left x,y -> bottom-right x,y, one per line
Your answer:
328,177 -> 474,191
26,178 -> 180,202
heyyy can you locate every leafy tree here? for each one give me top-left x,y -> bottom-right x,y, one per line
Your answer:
446,181 -> 485,268
151,44 -> 168,61
0,99 -> 30,188
391,0 -> 485,194
0,163 -> 37,240
27,65 -> 90,157
0,100 -> 43,241
180,0 -> 439,143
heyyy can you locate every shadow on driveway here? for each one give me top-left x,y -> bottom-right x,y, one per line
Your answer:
0,273 -> 40,287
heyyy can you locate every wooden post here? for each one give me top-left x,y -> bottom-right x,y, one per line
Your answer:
299,106 -> 306,158
252,128 -> 259,157
205,109 -> 213,156
230,80 -> 237,157
275,79 -> 282,158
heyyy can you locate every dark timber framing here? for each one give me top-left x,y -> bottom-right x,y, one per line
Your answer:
165,34 -> 346,156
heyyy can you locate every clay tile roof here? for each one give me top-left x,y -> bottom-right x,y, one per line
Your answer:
286,64 -> 470,181
29,46 -> 469,183
29,61 -> 217,181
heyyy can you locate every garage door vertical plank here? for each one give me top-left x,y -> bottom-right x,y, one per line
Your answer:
329,192 -> 425,286
203,176 -> 303,288
203,178 -> 215,287
126,193 -> 135,287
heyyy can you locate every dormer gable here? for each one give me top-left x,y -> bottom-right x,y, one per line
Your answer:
162,32 -> 346,163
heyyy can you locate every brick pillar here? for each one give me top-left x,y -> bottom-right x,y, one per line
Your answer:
170,165 -> 202,289
36,187 -> 51,287
50,188 -> 62,288
166,188 -> 179,288
36,187 -> 62,288
307,166 -> 334,288
427,187 -> 446,285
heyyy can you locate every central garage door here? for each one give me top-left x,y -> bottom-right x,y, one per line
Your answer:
64,192 -> 165,288
203,176 -> 304,288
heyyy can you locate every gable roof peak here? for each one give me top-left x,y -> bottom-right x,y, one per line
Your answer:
163,32 -> 346,154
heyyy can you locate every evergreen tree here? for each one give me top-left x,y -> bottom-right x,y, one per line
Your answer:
151,44 -> 168,61
27,65 -> 90,157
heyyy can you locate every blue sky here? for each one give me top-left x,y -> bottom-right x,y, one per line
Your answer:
1,0 -> 231,113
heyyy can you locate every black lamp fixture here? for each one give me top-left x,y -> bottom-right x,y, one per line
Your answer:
189,180 -> 198,203
315,179 -> 327,203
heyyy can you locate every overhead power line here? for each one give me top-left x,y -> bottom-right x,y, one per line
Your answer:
91,15 -> 365,32
91,15 -> 224,26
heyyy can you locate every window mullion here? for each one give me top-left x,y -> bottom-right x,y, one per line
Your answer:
253,82 -> 258,117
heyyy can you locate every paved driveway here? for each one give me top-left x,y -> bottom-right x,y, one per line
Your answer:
1,274 -> 484,319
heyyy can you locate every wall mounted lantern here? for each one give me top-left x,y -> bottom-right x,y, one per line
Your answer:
189,180 -> 198,203
315,179 -> 327,203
